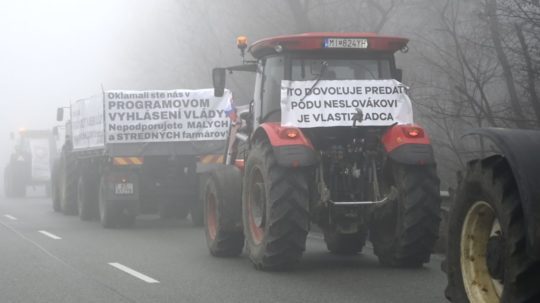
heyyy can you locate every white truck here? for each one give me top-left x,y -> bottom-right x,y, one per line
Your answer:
53,89 -> 231,228
4,129 -> 56,197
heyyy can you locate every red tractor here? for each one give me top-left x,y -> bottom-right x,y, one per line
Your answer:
203,32 -> 441,270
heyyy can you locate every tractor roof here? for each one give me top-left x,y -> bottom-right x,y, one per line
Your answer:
248,32 -> 409,59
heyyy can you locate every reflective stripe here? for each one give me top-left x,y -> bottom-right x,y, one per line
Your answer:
113,157 -> 143,166
199,155 -> 224,164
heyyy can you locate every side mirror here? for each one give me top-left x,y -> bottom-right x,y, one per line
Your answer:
395,69 -> 403,82
212,68 -> 226,97
56,108 -> 64,121
52,126 -> 59,136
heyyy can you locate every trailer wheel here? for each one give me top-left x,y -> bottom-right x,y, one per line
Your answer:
204,167 -> 244,257
445,157 -> 540,303
370,163 -> 441,267
59,151 -> 78,215
323,228 -> 367,255
77,173 -> 98,221
243,141 -> 310,270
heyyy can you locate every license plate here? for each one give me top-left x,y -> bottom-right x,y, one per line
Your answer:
115,183 -> 134,195
323,38 -> 368,49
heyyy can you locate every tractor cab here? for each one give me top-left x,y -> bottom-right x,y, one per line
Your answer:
213,33 -> 408,126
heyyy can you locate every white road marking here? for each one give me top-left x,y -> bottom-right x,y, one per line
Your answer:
4,214 -> 17,220
108,262 -> 160,284
38,230 -> 62,240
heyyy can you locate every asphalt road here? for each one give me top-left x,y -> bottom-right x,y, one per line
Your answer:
0,194 -> 447,303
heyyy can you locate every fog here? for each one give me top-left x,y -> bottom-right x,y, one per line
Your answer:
1,0 -> 539,190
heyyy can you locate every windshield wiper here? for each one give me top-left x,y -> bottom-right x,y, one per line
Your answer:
299,61 -> 328,102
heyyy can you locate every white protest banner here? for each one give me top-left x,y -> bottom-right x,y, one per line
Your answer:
29,138 -> 51,181
105,89 -> 231,143
71,95 -> 105,150
280,79 -> 414,128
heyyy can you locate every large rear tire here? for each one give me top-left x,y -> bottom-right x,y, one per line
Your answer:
323,228 -> 367,255
204,167 -> 244,257
243,141 -> 310,270
445,156 -> 540,303
370,162 -> 441,267
59,151 -> 78,215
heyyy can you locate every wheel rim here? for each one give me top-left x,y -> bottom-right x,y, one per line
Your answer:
247,167 -> 265,245
460,201 -> 503,302
206,192 -> 218,241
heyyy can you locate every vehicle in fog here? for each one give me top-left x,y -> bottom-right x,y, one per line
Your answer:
4,128 -> 56,197
53,90 -> 229,228
444,128 -> 540,303
202,32 -> 441,270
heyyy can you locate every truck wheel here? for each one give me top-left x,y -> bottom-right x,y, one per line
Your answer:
243,141 -> 310,270
77,173 -> 98,221
370,163 -> 441,267
204,168 -> 244,257
323,229 -> 367,255
59,152 -> 78,215
445,157 -> 540,303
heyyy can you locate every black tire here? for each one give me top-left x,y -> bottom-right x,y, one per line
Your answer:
77,172 -> 98,221
204,167 -> 244,257
323,228 -> 367,255
59,151 -> 78,215
445,156 -> 540,303
242,141 -> 310,270
370,162 -> 441,267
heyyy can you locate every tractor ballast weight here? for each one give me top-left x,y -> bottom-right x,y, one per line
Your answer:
463,128 -> 540,259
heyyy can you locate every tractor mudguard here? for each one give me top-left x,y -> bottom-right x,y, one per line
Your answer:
465,128 -> 540,260
381,124 -> 435,165
253,122 -> 318,168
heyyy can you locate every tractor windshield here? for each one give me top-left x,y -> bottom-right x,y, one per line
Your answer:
259,55 -> 394,122
291,58 -> 392,81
